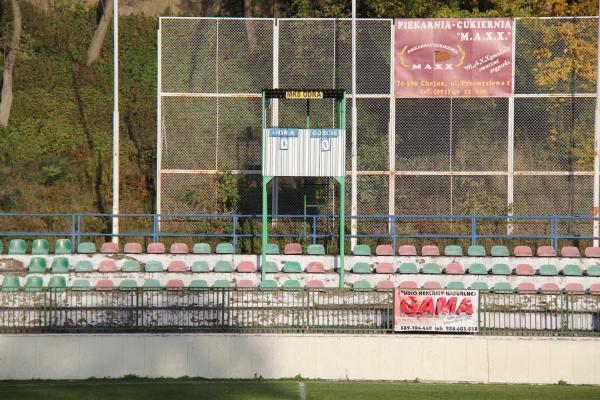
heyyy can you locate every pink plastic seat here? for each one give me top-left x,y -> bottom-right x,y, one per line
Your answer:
166,279 -> 184,290
306,262 -> 325,273
423,281 -> 441,289
399,281 -> 418,289
514,246 -> 533,257
536,246 -> 555,257
375,263 -> 395,274
98,259 -> 117,273
539,283 -> 560,292
584,247 -> 600,258
515,263 -> 534,276
307,279 -> 324,288
560,246 -> 580,258
236,261 -> 257,273
588,283 -> 600,293
564,283 -> 584,293
96,279 -> 114,290
283,243 -> 303,255
375,244 -> 394,256
169,242 -> 189,254
375,280 -> 394,290
421,245 -> 440,256
123,242 -> 142,254
147,242 -> 166,254
398,245 -> 417,256
237,279 -> 255,288
100,242 -> 118,254
516,282 -> 536,293
444,262 -> 464,275
167,260 -> 187,272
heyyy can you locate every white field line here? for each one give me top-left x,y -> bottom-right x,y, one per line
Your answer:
298,381 -> 306,400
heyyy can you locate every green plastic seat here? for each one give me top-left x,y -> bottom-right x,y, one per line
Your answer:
282,261 -> 302,273
446,281 -> 465,290
28,257 -> 47,273
264,243 -> 280,255
47,276 -> 66,290
490,245 -> 509,257
352,262 -> 372,274
25,276 -> 44,292
54,239 -> 72,255
77,242 -> 96,254
213,279 -> 231,288
260,280 -> 278,290
467,263 -> 487,275
398,262 -> 418,274
468,245 -> 486,257
189,279 -> 209,290
75,260 -> 94,273
283,280 -> 301,290
493,282 -> 513,293
191,260 -> 210,273
144,261 -> 164,272
352,280 -> 372,291
214,260 -> 234,272
50,257 -> 70,273
216,243 -> 234,254
491,263 -> 511,275
562,264 -> 583,276
538,264 -> 558,276
422,263 -> 442,274
307,244 -> 325,255
586,265 -> 600,277
122,260 -> 141,272
142,279 -> 161,290
1,276 -> 20,292
192,243 -> 211,254
352,244 -> 371,256
262,261 -> 279,273
31,239 -> 49,255
119,279 -> 138,290
8,239 -> 26,255
71,279 -> 91,291
469,282 -> 489,291
444,245 -> 463,256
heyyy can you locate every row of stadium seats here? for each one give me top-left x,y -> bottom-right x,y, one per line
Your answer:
17,257 -> 600,276
3,239 -> 600,258
1,275 -> 599,293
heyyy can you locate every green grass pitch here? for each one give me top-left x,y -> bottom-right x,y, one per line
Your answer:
0,379 -> 598,400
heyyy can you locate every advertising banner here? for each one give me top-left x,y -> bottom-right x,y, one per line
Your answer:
394,289 -> 479,332
395,18 -> 513,97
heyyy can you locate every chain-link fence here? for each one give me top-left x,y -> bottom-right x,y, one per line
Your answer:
158,17 -> 599,241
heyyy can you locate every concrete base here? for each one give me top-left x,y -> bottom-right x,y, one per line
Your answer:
0,334 -> 598,384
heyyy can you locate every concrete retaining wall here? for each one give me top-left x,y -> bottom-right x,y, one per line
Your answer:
0,334 -> 598,384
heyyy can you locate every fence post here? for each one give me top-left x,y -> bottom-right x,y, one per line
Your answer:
70,215 -> 76,251
152,214 -> 158,243
312,215 -> 317,245
551,217 -> 558,250
76,215 -> 81,247
233,215 -> 238,253
391,215 -> 397,254
471,216 -> 477,246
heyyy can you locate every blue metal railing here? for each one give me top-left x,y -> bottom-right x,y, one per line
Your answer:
0,212 -> 597,252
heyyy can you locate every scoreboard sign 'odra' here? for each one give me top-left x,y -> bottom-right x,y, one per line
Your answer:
263,127 -> 345,177
394,289 -> 479,332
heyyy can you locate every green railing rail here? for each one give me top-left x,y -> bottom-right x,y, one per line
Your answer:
0,289 -> 598,336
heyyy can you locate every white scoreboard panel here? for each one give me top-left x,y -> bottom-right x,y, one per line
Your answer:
263,128 -> 346,177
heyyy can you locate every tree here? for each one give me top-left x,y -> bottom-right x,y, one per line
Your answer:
0,0 -> 22,127
86,0 -> 113,66
244,0 -> 257,52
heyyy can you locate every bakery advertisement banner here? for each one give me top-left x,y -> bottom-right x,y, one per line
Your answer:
394,289 -> 479,332
395,18 -> 513,97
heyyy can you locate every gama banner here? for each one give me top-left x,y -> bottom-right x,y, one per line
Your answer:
394,18 -> 513,97
394,289 -> 479,332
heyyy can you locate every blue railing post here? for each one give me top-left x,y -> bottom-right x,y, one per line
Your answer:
551,217 -> 558,250
233,215 -> 238,253
76,215 -> 81,247
152,214 -> 158,242
391,215 -> 397,252
71,214 -> 76,251
312,216 -> 317,245
471,216 -> 477,246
